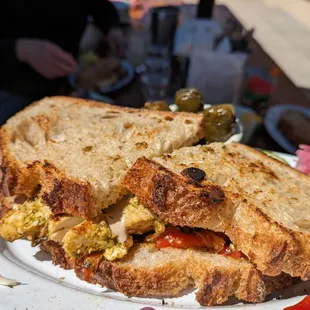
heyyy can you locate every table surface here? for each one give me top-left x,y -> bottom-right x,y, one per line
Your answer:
219,0 -> 310,90
86,3 -> 310,153
216,4 -> 310,153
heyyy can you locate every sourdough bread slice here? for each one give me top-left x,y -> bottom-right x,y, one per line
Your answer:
123,143 -> 310,279
41,241 -> 292,306
0,96 -> 204,219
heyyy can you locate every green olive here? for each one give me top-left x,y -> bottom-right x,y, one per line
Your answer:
202,104 -> 235,126
144,101 -> 171,111
203,104 -> 236,143
175,88 -> 203,113
204,123 -> 235,143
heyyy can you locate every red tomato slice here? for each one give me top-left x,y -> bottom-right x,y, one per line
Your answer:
284,296 -> 310,310
230,251 -> 244,259
219,246 -> 245,259
219,246 -> 232,256
156,228 -> 208,249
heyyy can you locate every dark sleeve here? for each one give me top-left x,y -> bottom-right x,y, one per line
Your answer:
0,39 -> 20,70
88,0 -> 120,34
0,2 -> 20,70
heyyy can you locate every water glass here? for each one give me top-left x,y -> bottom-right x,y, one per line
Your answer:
141,72 -> 170,100
140,56 -> 170,101
147,45 -> 170,59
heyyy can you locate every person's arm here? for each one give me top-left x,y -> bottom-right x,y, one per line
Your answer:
0,39 -> 20,70
16,39 -> 77,79
0,37 -> 77,79
88,0 -> 120,34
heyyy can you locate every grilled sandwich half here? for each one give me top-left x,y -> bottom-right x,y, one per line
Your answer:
0,96 -> 204,254
123,142 -> 310,280
42,142 -> 295,306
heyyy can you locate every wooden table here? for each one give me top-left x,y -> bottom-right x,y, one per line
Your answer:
80,4 -> 310,153
218,4 -> 310,153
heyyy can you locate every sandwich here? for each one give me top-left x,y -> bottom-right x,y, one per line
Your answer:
0,96 -> 203,249
123,142 -> 310,280
0,98 -> 298,306
40,142 -> 295,306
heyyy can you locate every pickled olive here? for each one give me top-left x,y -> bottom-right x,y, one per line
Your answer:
175,88 -> 203,113
204,123 -> 226,143
203,104 -> 236,142
202,104 -> 235,126
144,101 -> 171,111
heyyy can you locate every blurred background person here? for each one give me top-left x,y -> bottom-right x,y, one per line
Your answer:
0,0 -> 125,125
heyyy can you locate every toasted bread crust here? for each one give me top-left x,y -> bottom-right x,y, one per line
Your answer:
206,144 -> 310,280
41,241 -> 292,306
40,240 -> 74,269
0,154 -> 95,218
0,131 -> 19,198
0,96 -> 204,219
0,110 -> 96,218
123,144 -> 310,279
123,157 -> 228,231
123,159 -> 298,277
223,194 -> 302,278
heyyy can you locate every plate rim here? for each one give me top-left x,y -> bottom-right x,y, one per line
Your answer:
69,60 -> 135,95
264,104 -> 310,154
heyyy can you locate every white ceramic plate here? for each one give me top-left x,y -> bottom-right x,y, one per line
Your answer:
169,104 -> 243,143
69,60 -> 135,94
0,153 -> 308,310
264,104 -> 310,154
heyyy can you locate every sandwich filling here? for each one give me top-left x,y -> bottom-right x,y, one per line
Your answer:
0,199 -> 51,242
61,197 -> 165,260
0,195 -> 244,262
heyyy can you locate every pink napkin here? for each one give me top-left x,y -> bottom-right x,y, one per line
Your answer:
296,145 -> 310,175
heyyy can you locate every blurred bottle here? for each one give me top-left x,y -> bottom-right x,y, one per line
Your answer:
197,0 -> 215,19
127,23 -> 147,67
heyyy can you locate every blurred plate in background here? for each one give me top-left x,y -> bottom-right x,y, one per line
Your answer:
264,104 -> 310,154
69,60 -> 135,95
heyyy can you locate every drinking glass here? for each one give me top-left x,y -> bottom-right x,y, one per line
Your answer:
140,57 -> 171,101
147,45 -> 170,59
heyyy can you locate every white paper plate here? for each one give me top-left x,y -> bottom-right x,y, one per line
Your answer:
0,153 -> 308,310
264,104 -> 310,154
169,104 -> 243,143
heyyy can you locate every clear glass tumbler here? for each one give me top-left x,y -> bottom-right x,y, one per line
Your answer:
140,57 -> 170,101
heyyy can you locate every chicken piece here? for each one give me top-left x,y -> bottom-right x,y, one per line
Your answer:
123,197 -> 156,234
0,199 -> 51,242
63,217 -> 118,258
103,242 -> 128,261
104,197 -> 129,243
63,198 -> 132,260
62,197 -> 163,260
48,215 -> 83,245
